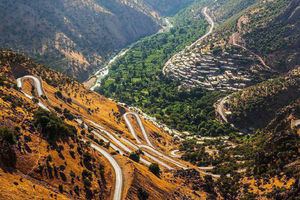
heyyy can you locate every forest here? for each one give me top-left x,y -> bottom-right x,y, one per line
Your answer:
96,1 -> 237,136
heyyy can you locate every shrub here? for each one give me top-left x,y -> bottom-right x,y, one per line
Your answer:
0,127 -> 16,145
47,155 -> 52,162
0,127 -> 16,170
137,188 -> 149,200
83,178 -> 91,188
34,109 -> 76,144
83,152 -> 93,170
63,108 -> 74,120
67,97 -> 72,104
149,163 -> 160,177
54,106 -> 62,113
74,185 -> 80,196
69,150 -> 75,159
32,98 -> 39,104
129,151 -> 141,162
59,184 -> 63,193
55,91 -> 63,99
82,169 -> 92,180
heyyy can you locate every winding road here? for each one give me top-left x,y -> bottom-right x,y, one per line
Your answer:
170,150 -> 181,158
85,119 -> 174,169
217,96 -> 229,123
163,7 -> 214,75
124,112 -> 154,148
89,143 -> 123,200
17,75 -> 50,111
15,73 -> 226,200
123,112 -> 188,170
187,7 -> 214,50
17,77 -> 124,200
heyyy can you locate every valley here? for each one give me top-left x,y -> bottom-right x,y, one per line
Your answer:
0,0 -> 189,81
87,15 -> 174,91
0,0 -> 299,199
0,51 -> 206,199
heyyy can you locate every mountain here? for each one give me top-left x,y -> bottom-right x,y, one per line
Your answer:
214,0 -> 299,72
0,0 -> 299,199
0,0 -> 170,81
224,69 -> 300,128
0,50 -> 210,200
142,0 -> 195,16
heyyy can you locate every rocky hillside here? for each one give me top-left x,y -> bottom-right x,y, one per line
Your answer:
0,0 -> 164,81
0,50 -> 210,200
213,0 -> 299,72
224,69 -> 299,128
142,0 -> 195,16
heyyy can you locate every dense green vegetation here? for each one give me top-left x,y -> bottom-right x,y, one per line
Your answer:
149,163 -> 160,177
0,127 -> 17,170
226,74 -> 300,128
34,109 -> 77,144
242,0 -> 296,55
181,102 -> 299,199
97,0 -> 237,136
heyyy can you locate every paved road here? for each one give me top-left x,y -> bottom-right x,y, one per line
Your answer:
124,112 -> 154,148
139,145 -> 188,169
198,166 -> 214,170
84,119 -> 173,168
124,112 -> 188,169
163,7 -> 214,75
17,75 -> 50,111
187,7 -> 214,50
89,143 -> 123,200
170,150 -> 181,158
217,96 -> 229,123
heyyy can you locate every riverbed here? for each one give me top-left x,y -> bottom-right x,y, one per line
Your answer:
88,18 -> 173,91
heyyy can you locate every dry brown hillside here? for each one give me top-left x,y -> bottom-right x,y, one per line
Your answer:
0,51 -> 208,199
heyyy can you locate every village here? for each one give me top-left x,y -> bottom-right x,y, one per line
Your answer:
163,47 -> 260,91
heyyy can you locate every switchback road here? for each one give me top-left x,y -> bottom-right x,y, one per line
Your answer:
17,75 -> 50,111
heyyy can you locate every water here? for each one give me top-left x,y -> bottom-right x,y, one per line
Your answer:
90,43 -> 135,91
89,18 -> 173,91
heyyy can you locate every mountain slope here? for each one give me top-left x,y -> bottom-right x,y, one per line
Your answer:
0,50 -> 209,200
0,0 -> 162,81
214,0 -> 299,72
224,69 -> 300,128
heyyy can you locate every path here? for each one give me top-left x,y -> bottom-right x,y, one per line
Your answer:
124,112 -> 153,148
123,112 -> 188,169
163,7 -> 215,75
17,75 -> 50,111
232,32 -> 271,70
89,143 -> 123,200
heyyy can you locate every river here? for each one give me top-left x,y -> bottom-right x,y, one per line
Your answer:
90,43 -> 135,91
89,18 -> 173,91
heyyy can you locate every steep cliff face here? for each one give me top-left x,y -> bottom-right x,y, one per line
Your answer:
0,0 -> 162,81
